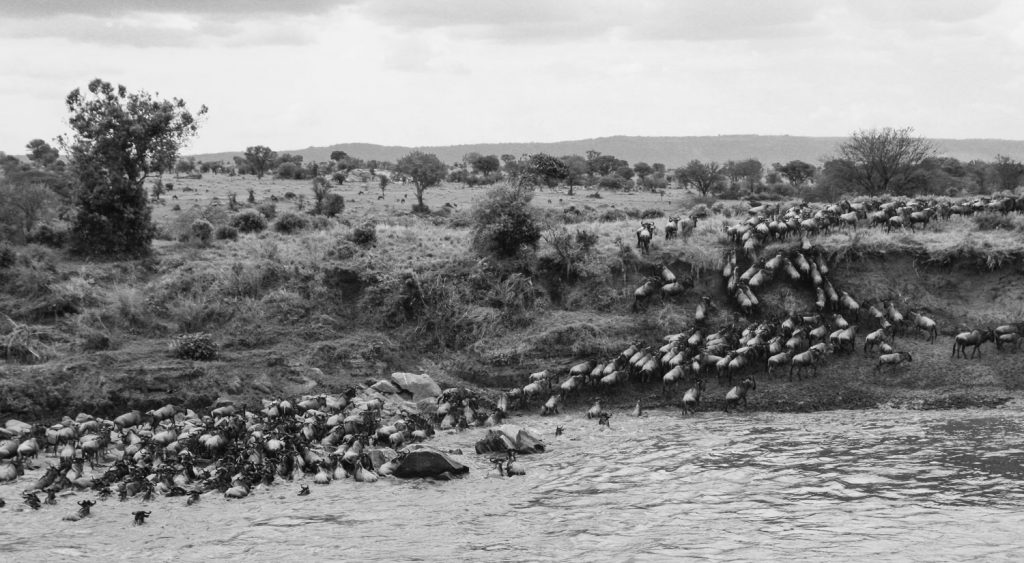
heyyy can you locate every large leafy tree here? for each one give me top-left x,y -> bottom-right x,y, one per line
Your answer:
62,79 -> 206,256
396,151 -> 447,208
244,145 -> 276,179
675,160 -> 723,196
834,127 -> 934,194
774,160 -> 816,187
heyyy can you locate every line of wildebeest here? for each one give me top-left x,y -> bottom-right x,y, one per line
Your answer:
508,193 -> 1024,417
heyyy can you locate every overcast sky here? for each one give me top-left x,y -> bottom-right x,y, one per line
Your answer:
2,0 -> 1023,155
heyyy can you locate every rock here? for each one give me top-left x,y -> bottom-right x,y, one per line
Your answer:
393,445 -> 469,479
371,380 -> 399,394
390,372 -> 442,401
474,424 -> 546,455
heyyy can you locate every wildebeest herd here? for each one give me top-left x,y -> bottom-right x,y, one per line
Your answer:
513,193 -> 1023,417
0,388 -> 467,516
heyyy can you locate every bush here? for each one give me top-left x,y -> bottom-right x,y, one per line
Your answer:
349,221 -> 377,246
274,212 -> 309,234
640,208 -> 664,219
309,215 -> 333,230
256,202 -> 277,219
215,225 -> 239,240
412,203 -> 431,214
27,224 -> 69,248
321,193 -> 345,217
973,212 -> 1020,231
599,209 -> 628,222
231,209 -> 268,233
470,184 -> 542,258
190,219 -> 213,245
170,332 -> 217,360
172,204 -> 181,211
0,242 -> 15,269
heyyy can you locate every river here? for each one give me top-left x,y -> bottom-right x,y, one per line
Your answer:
3,406 -> 1024,561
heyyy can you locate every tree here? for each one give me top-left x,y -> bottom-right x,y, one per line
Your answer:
472,154 -> 501,175
174,157 -> 195,178
0,181 -> 56,239
524,153 -> 569,188
62,78 -> 206,256
991,155 -> 1024,191
675,160 -> 723,196
395,151 -> 447,208
26,139 -> 60,168
728,159 -> 763,188
244,145 -> 276,180
470,184 -> 542,258
834,127 -> 935,194
633,162 -> 654,186
774,160 -> 816,187
561,155 -> 589,195
589,154 -> 628,177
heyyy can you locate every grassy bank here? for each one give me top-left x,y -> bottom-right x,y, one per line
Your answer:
1,176 -> 1023,421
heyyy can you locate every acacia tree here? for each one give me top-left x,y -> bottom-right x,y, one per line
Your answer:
774,160 -> 816,187
244,146 -> 276,180
675,160 -> 723,196
62,79 -> 206,256
834,127 -> 935,194
396,151 -> 447,209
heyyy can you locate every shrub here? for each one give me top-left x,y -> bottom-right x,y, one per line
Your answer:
172,204 -> 181,211
190,219 -> 213,245
321,193 -> 345,217
332,171 -> 347,184
599,209 -> 628,222
541,226 -> 600,280
470,184 -> 542,258
973,212 -> 1018,231
0,242 -> 15,269
412,203 -> 431,214
640,208 -> 664,219
170,332 -> 217,360
256,202 -> 277,219
690,203 -> 710,218
215,225 -> 239,240
274,212 -> 309,234
27,224 -> 69,248
309,215 -> 333,230
231,209 -> 268,233
349,221 -> 377,246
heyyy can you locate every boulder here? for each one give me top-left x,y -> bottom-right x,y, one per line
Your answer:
474,424 -> 546,455
371,380 -> 400,395
393,445 -> 469,479
390,372 -> 442,401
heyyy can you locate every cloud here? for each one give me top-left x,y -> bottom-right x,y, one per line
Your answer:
1,0 -> 349,18
0,1 -> 344,47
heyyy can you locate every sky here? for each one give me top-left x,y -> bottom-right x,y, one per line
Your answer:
2,0 -> 1024,155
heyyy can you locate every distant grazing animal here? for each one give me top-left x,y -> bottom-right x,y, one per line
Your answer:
133,511 -> 151,525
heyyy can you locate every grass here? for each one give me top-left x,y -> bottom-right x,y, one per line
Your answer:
2,176 -> 1024,419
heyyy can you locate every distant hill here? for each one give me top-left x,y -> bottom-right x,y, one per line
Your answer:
190,135 -> 1024,168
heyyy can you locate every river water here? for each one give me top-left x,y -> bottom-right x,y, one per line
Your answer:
3,406 -> 1024,561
